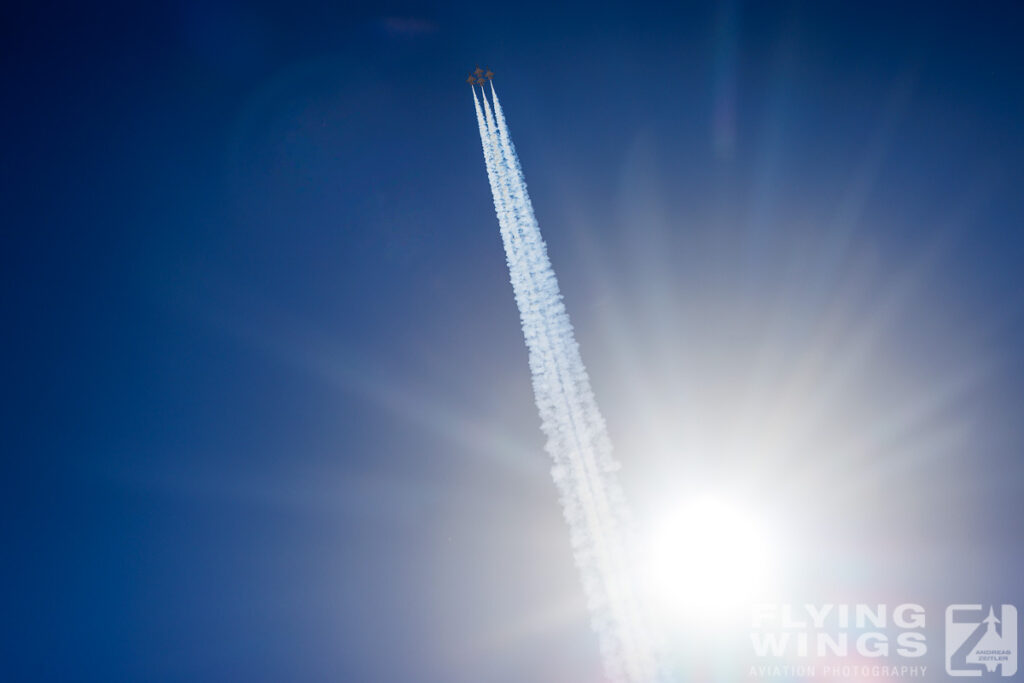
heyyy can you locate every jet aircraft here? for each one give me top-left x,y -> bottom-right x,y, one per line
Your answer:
466,67 -> 494,85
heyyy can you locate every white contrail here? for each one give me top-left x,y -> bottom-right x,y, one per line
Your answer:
473,83 -> 662,683
472,88 -> 515,250
473,89 -> 537,349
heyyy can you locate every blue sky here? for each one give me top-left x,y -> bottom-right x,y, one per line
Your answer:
3,2 -> 1024,681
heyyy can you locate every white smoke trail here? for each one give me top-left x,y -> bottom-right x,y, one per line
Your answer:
472,89 -> 515,250
473,83 -> 662,682
473,89 -> 538,353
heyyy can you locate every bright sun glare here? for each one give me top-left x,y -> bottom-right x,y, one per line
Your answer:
639,495 -> 782,623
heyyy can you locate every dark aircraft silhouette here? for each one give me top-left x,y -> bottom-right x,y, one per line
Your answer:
466,67 -> 495,85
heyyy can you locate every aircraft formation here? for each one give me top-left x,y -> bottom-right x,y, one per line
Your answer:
465,66 -> 494,85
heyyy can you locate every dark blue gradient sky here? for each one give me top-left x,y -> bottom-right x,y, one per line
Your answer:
3,2 -> 1024,681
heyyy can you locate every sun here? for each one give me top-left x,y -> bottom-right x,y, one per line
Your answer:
637,494 -> 783,624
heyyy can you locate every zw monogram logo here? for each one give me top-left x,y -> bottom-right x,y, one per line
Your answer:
946,605 -> 1018,677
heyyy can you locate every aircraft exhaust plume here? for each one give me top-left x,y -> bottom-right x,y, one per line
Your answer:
471,82 -> 662,682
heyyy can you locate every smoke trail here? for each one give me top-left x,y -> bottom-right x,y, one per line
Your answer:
472,84 -> 662,682
472,89 -> 515,248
